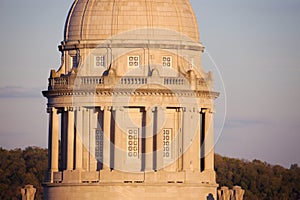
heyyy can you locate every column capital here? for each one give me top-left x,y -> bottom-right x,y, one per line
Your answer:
103,106 -> 112,111
157,106 -> 166,111
144,106 -> 152,112
151,107 -> 157,112
175,107 -> 185,112
201,108 -> 214,114
187,107 -> 197,113
111,106 -> 116,111
47,107 -> 58,114
75,107 -> 82,112
67,107 -> 74,112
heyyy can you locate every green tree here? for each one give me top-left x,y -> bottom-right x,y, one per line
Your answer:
0,147 -> 48,200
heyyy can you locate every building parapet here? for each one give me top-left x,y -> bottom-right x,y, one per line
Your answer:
48,75 -> 211,92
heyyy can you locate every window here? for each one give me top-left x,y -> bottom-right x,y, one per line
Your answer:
162,56 -> 172,67
95,129 -> 103,162
72,56 -> 78,68
128,56 -> 140,68
163,128 -> 172,158
127,128 -> 139,158
94,55 -> 105,68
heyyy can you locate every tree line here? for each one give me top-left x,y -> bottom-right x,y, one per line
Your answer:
215,154 -> 300,200
0,147 -> 299,200
0,147 -> 47,200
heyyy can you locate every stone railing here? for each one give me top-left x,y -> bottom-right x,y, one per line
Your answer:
48,75 -> 210,91
49,76 -> 104,90
80,76 -> 103,85
120,77 -> 148,85
164,77 -> 186,85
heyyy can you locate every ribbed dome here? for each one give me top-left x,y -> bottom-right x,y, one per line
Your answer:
64,0 -> 200,42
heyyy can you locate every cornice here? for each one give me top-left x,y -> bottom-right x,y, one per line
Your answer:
42,88 -> 219,99
59,41 -> 204,52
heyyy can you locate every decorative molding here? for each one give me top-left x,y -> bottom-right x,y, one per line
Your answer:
201,108 -> 214,114
59,42 -> 204,52
43,88 -> 219,100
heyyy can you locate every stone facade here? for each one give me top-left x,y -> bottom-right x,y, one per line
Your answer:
43,0 -> 219,199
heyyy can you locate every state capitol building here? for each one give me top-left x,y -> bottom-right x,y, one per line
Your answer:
42,0 -> 219,199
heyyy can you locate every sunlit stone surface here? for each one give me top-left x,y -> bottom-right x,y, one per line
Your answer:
42,0 -> 219,199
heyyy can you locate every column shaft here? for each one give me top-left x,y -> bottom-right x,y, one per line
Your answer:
145,108 -> 153,171
156,108 -> 164,170
204,111 -> 214,171
75,108 -> 83,170
66,109 -> 74,170
103,107 -> 111,170
48,108 -> 59,172
177,108 -> 183,171
82,108 -> 89,171
89,108 -> 97,171
182,109 -> 190,170
152,108 -> 158,171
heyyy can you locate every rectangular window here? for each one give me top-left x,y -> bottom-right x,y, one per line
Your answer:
163,128 -> 172,158
128,56 -> 140,68
95,129 -> 104,162
127,128 -> 139,158
95,55 -> 105,68
162,56 -> 172,68
72,56 -> 78,68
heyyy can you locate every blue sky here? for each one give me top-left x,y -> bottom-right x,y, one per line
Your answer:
0,0 -> 299,168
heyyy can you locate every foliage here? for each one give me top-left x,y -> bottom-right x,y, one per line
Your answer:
0,147 -> 299,200
0,147 -> 47,200
215,154 -> 300,200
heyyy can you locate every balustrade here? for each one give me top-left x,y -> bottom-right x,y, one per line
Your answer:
48,75 -> 210,91
49,76 -> 104,90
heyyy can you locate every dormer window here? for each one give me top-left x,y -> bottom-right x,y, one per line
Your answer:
128,56 -> 140,68
72,56 -> 78,68
71,49 -> 80,68
162,56 -> 172,67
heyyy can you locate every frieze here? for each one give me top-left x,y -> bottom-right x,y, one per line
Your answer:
43,88 -> 219,99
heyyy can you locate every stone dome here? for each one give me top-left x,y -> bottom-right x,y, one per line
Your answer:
64,0 -> 200,42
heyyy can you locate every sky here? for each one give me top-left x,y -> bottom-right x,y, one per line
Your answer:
0,0 -> 299,168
